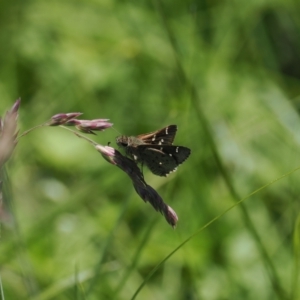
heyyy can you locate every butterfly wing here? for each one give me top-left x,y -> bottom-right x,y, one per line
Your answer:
136,145 -> 191,176
137,125 -> 177,145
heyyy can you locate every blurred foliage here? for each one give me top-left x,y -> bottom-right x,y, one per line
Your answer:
1,0 -> 300,299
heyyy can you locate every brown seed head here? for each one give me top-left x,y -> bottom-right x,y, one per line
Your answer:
49,112 -> 83,126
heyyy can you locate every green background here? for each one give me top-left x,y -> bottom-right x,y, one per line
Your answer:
1,0 -> 300,299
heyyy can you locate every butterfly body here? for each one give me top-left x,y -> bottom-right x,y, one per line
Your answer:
116,125 -> 190,176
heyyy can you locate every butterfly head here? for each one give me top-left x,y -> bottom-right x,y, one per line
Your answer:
116,135 -> 129,148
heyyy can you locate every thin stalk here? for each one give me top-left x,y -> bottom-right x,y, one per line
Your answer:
291,215 -> 300,300
131,165 -> 300,299
84,191 -> 132,297
17,122 -> 99,148
17,122 -> 49,140
59,126 -> 98,146
113,217 -> 158,299
0,273 -> 5,300
153,0 -> 288,299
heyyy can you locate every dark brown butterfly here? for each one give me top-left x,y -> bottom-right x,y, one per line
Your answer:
116,125 -> 191,176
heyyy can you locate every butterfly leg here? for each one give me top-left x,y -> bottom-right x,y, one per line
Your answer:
140,162 -> 145,175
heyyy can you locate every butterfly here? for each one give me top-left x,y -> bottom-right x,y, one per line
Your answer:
116,125 -> 191,176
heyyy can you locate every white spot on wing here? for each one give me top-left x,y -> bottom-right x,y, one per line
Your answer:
165,127 -> 168,135
152,134 -> 156,141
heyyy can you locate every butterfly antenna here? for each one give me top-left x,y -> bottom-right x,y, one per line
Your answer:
111,126 -> 122,135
